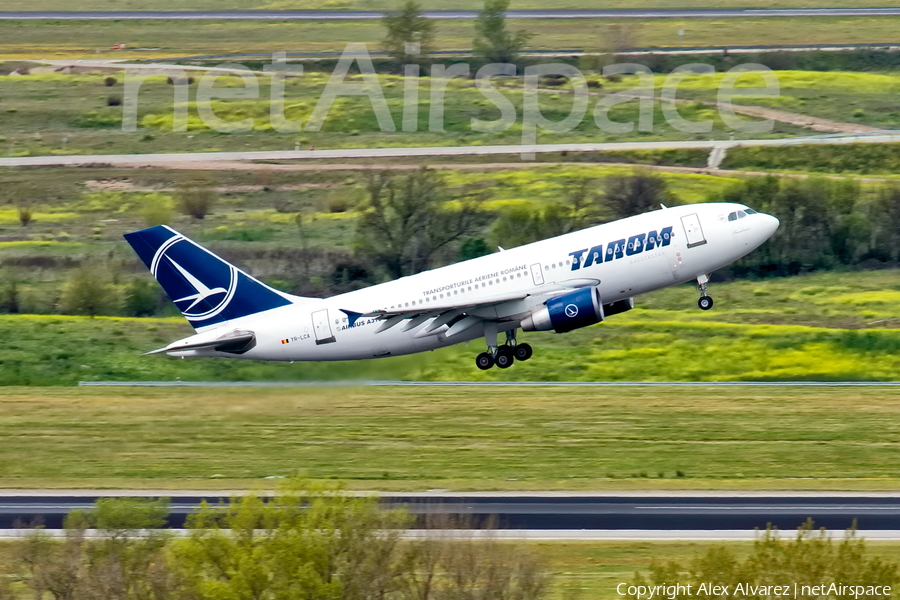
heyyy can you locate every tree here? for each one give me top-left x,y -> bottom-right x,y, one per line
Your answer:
492,178 -> 601,249
601,171 -> 673,221
382,1 -> 434,64
59,265 -> 124,318
356,167 -> 483,278
0,270 -> 20,314
9,482 -> 552,600
875,185 -> 900,262
171,479 -> 411,600
16,498 -> 174,600
473,0 -> 533,65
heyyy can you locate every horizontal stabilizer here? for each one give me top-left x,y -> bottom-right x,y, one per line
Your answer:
145,329 -> 257,356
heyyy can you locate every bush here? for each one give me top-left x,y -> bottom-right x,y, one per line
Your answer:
177,178 -> 218,220
139,193 -> 174,227
104,76 -> 117,87
16,498 -> 172,600
628,521 -> 900,600
326,192 -> 351,213
17,204 -> 32,226
124,278 -> 161,317
10,480 -> 550,600
106,95 -> 122,107
59,266 -> 124,317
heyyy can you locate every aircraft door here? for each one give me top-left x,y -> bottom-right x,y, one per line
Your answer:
312,309 -> 336,345
681,213 -> 708,248
530,263 -> 545,286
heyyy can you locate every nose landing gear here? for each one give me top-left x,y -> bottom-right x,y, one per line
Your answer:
697,274 -> 714,310
474,328 -> 533,370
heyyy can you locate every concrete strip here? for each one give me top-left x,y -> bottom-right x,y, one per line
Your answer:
4,134 -> 900,168
2,529 -> 900,541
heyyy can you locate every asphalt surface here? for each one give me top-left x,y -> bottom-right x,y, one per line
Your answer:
4,133 -> 900,168
4,8 -> 900,20
4,494 -> 900,531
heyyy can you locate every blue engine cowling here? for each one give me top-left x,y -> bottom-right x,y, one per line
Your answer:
520,288 -> 634,333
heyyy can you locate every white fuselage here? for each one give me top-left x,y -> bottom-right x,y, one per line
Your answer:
174,202 -> 778,362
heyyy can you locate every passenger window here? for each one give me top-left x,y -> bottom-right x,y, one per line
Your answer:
728,212 -> 737,221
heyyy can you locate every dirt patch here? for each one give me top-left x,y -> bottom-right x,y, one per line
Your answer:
725,102 -> 880,134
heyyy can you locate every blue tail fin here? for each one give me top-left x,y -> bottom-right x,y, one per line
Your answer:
124,225 -> 295,330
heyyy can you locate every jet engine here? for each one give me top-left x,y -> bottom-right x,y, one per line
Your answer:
520,287 -> 634,333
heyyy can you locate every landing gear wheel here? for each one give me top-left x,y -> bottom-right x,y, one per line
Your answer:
514,343 -> 533,361
698,295 -> 714,311
495,347 -> 515,369
476,352 -> 495,370
495,349 -> 514,369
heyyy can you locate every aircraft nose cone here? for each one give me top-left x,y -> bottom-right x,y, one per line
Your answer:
762,213 -> 780,238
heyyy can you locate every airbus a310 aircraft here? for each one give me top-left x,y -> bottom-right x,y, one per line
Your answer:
124,202 -> 778,370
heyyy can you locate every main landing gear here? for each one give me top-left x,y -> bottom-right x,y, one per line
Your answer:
697,274 -> 714,311
475,328 -> 533,370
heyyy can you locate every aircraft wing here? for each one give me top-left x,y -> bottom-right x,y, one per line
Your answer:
341,278 -> 599,339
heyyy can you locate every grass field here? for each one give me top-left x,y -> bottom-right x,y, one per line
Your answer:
0,68 -> 809,159
3,17 -> 900,60
654,69 -> 900,131
3,384 -> 900,490
5,0 -> 900,10
1,270 -> 898,385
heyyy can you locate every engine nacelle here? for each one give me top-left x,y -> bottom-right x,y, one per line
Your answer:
602,297 -> 634,318
520,289 -> 634,333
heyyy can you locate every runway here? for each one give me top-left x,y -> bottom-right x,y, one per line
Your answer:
4,494 -> 900,534
4,134 -> 900,169
4,8 -> 900,20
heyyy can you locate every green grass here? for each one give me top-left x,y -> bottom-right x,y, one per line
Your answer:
655,69 -> 900,131
721,143 -> 900,175
4,17 -> 900,60
1,270 -> 899,386
0,69 -> 809,159
5,0 -> 900,10
4,384 -> 900,490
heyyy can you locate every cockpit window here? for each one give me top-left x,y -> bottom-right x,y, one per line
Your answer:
727,212 -> 737,221
745,208 -> 758,215
738,210 -> 747,219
